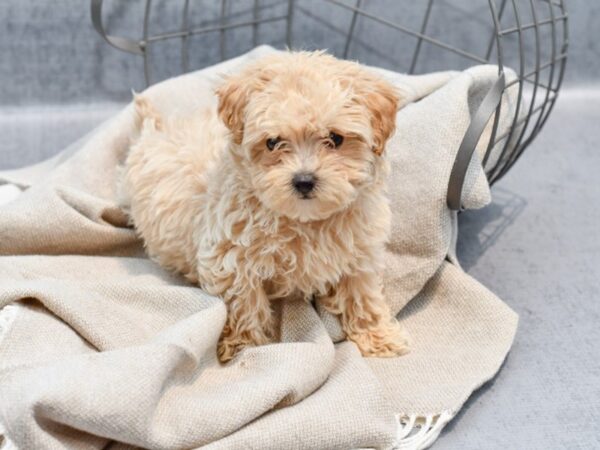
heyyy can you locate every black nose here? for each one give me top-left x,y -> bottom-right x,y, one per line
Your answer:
292,172 -> 316,196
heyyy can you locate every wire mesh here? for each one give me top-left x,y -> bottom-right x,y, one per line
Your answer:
91,0 -> 568,206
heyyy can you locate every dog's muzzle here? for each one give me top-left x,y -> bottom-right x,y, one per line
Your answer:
292,172 -> 316,198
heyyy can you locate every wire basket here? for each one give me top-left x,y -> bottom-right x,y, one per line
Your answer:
91,0 -> 568,209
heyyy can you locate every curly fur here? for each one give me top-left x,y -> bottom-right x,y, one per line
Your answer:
122,51 -> 409,362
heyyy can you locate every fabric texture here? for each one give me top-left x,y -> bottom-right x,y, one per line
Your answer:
0,46 -> 518,450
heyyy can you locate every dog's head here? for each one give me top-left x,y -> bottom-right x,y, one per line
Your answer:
216,51 -> 401,222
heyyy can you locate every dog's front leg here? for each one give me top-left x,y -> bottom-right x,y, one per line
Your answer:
320,270 -> 409,357
217,282 -> 273,362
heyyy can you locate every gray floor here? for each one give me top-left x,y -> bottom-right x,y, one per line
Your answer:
437,90 -> 600,449
0,104 -> 122,170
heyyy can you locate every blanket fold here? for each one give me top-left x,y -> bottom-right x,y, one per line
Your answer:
0,46 -> 518,450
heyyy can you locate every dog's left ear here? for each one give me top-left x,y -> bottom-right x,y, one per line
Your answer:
354,76 -> 401,156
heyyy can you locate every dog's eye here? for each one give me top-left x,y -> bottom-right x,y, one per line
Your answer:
266,137 -> 281,151
327,132 -> 344,148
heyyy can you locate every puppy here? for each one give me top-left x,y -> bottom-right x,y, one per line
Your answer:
122,51 -> 409,362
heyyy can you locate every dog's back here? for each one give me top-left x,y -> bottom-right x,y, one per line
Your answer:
121,96 -> 229,282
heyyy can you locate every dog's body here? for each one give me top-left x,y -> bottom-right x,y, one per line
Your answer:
122,51 -> 409,361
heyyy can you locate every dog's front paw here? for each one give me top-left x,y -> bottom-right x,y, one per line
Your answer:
217,335 -> 249,363
217,328 -> 271,363
348,320 -> 410,358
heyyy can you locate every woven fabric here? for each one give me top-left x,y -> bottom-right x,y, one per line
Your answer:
0,47 -> 517,450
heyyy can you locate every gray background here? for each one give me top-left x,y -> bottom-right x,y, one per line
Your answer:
1,1 -> 599,449
0,0 -> 597,168
0,0 -> 597,107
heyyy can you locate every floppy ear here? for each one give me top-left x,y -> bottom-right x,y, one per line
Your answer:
355,75 -> 401,156
216,63 -> 276,145
216,73 -> 250,145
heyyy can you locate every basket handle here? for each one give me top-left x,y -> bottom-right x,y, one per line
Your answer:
446,72 -> 506,210
91,0 -> 144,55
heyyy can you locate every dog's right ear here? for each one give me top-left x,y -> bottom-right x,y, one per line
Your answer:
216,64 -> 276,145
216,74 -> 249,145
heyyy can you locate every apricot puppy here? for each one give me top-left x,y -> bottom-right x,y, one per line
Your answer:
122,51 -> 409,362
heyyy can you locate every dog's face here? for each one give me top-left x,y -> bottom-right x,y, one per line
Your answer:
217,51 -> 400,222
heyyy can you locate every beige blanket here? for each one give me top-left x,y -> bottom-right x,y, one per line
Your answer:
0,46 -> 518,450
